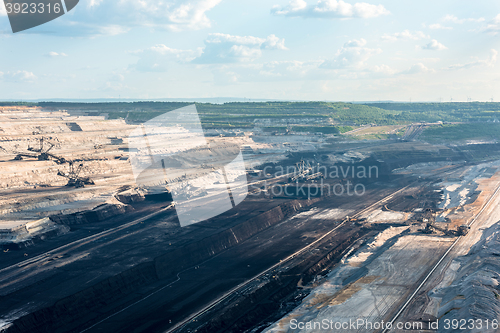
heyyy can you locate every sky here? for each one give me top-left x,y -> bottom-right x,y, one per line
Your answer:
0,0 -> 500,102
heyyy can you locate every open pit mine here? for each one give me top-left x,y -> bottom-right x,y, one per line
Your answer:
2,105 -> 500,333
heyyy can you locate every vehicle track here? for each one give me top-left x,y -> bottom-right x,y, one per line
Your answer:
0,173 -> 290,283
0,204 -> 175,294
381,181 -> 500,333
164,184 -> 411,333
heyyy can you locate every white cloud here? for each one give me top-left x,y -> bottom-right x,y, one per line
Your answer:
0,71 -> 37,81
102,81 -> 129,92
210,60 -> 327,85
442,14 -> 485,24
131,45 -> 201,72
447,49 -> 497,70
230,45 -> 262,59
483,14 -> 500,35
47,52 -> 68,57
164,0 -> 223,31
211,67 -> 241,85
96,25 -> 130,36
213,56 -> 437,83
147,45 -> 201,61
130,33 -> 286,70
321,39 -> 381,69
194,33 -> 287,64
369,64 -> 397,76
34,0 -> 222,36
401,63 -> 434,74
202,33 -> 287,50
259,60 -> 322,78
428,23 -> 452,30
344,38 -> 367,47
110,73 -> 125,82
15,71 -> 36,81
381,30 -> 429,42
271,0 -> 389,19
368,63 -> 436,77
421,39 -> 448,51
0,2 -> 6,16
262,34 -> 288,50
88,0 -> 104,8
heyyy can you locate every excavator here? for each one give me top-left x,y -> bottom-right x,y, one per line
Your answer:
14,137 -> 66,164
288,159 -> 324,182
57,161 -> 95,188
418,207 -> 469,236
422,220 -> 469,236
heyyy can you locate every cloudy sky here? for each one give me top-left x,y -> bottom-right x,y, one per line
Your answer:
0,0 -> 499,101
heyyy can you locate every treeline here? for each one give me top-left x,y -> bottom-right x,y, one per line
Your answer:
0,102 -> 36,106
2,101 -> 500,128
421,123 -> 500,142
365,102 -> 500,123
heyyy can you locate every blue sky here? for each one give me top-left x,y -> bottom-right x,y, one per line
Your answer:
1,0 -> 500,101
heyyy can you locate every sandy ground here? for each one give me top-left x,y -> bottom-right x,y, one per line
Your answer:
361,209 -> 408,223
398,169 -> 500,332
264,160 -> 500,333
0,107 -> 326,241
264,227 -> 452,333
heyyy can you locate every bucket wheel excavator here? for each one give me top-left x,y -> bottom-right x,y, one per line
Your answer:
57,161 -> 95,188
14,137 -> 66,164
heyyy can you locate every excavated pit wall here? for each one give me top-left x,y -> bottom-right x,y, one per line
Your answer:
155,199 -> 309,278
436,223 -> 500,333
49,203 -> 133,225
3,198 -> 320,333
0,218 -> 70,250
192,227 -> 377,333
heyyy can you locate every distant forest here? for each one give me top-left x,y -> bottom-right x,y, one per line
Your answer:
3,101 -> 500,136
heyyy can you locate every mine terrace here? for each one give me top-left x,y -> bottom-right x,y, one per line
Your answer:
1,102 -> 500,333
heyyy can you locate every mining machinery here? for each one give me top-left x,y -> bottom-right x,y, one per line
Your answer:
306,171 -> 324,181
288,159 -> 311,182
14,137 -> 66,164
422,222 -> 448,235
170,182 -> 207,200
422,220 -> 469,236
419,209 -> 449,235
289,159 -> 323,182
57,161 -> 95,188
457,224 -> 470,236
